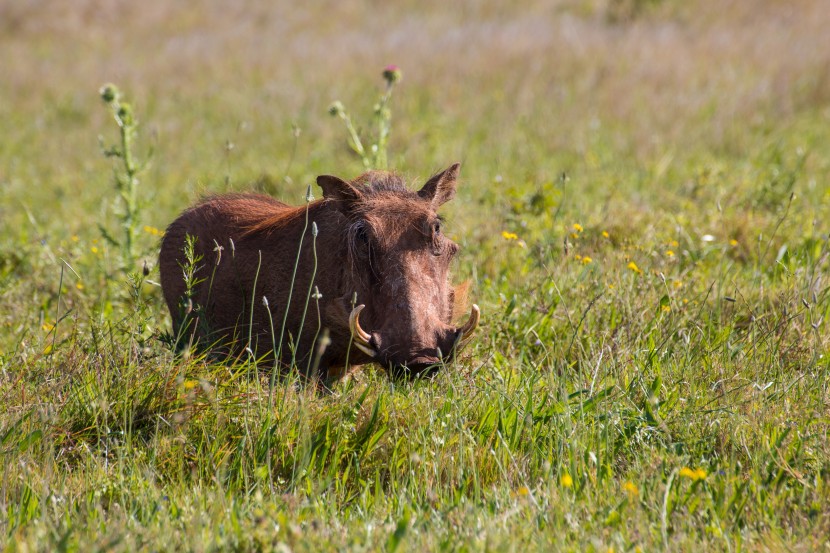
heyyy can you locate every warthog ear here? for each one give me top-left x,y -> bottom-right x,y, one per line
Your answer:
418,162 -> 461,207
317,174 -> 363,213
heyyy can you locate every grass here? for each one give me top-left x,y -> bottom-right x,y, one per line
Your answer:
2,0 -> 830,550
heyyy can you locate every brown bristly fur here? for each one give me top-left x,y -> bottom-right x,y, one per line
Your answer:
158,164 -> 474,382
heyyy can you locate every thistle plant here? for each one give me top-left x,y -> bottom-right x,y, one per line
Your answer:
328,65 -> 402,170
99,83 -> 151,271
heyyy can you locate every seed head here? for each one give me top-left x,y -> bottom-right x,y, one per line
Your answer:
328,101 -> 345,117
117,103 -> 134,125
99,83 -> 119,103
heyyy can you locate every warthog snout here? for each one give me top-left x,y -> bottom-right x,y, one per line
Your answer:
349,303 -> 480,379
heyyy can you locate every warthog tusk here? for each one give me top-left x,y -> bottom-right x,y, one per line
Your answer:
352,341 -> 376,357
349,304 -> 376,357
456,304 -> 480,348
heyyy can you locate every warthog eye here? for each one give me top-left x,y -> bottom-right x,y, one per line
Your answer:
356,226 -> 369,245
431,220 -> 444,256
349,222 -> 373,262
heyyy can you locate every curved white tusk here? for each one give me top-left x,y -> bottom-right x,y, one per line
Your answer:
349,304 -> 376,357
458,304 -> 480,340
352,341 -> 376,357
349,304 -> 373,343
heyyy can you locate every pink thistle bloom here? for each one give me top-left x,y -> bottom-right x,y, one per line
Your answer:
382,65 -> 403,84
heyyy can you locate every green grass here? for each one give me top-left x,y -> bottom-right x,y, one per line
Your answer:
2,1 -> 830,550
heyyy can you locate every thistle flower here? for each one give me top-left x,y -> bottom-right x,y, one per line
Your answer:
328,101 -> 345,118
117,103 -> 134,126
99,83 -> 119,103
382,65 -> 402,84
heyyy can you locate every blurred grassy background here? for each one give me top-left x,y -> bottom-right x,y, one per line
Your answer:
3,0 -> 829,232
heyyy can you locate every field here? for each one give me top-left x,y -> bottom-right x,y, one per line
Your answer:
2,0 -> 830,550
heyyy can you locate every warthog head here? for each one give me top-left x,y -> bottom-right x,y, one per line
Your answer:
319,163 -> 479,378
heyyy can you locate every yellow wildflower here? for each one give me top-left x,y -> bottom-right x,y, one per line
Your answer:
75,282 -> 84,291
517,486 -> 529,496
669,240 -> 679,248
662,305 -> 671,312
572,223 -> 583,233
627,261 -> 642,274
665,250 -> 675,257
602,231 -> 610,239
729,239 -> 738,246
144,225 -> 163,236
679,467 -> 707,482
581,256 -> 592,264
574,254 -> 582,261
42,322 -> 55,332
91,246 -> 99,254
623,481 -> 639,497
673,280 -> 683,289
560,473 -> 573,488
501,231 -> 518,241
71,235 -> 79,242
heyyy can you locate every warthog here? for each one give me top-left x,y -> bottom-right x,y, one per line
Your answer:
158,163 -> 479,381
